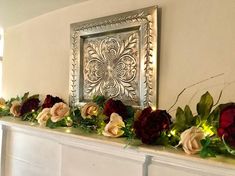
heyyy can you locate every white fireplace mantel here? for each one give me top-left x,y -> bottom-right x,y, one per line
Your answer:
0,117 -> 234,176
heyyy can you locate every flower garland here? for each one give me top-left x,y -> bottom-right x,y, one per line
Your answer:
0,92 -> 235,158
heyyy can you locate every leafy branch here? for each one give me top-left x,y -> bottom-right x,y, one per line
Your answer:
168,73 -> 224,112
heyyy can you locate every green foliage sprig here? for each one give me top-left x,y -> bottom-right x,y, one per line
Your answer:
173,92 -> 219,134
200,136 -> 227,158
1,89 -> 235,160
173,91 -> 230,158
70,97 -> 106,134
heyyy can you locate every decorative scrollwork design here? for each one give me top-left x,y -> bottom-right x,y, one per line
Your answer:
70,31 -> 78,106
84,32 -> 138,102
70,6 -> 157,108
143,15 -> 154,107
75,12 -> 146,32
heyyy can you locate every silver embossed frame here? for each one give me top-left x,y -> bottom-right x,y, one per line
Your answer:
70,6 -> 158,109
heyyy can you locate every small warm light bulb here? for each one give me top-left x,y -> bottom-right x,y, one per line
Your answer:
202,123 -> 214,136
65,128 -> 71,133
30,122 -> 36,126
170,129 -> 176,136
65,116 -> 73,127
168,129 -> 176,137
151,106 -> 157,111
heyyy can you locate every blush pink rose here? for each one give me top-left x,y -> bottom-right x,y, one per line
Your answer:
50,102 -> 70,122
36,108 -> 51,127
10,100 -> 21,117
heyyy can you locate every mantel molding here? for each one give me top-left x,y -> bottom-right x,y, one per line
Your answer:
0,117 -> 234,176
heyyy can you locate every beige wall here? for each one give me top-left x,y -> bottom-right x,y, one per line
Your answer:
3,0 -> 235,113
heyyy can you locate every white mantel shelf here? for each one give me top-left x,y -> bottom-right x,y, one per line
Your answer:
0,117 -> 234,176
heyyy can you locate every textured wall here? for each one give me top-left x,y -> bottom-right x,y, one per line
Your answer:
3,0 -> 235,114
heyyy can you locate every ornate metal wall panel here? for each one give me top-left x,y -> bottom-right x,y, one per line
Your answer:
70,6 -> 158,108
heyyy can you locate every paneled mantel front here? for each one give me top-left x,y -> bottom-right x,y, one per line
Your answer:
0,117 -> 234,176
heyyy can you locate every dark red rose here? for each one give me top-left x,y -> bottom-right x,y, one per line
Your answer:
134,107 -> 172,144
103,98 -> 128,119
20,97 -> 40,116
217,104 -> 235,147
42,95 -> 63,108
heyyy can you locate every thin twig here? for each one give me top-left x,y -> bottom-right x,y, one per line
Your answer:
168,88 -> 185,112
167,73 -> 224,112
213,80 -> 235,106
213,90 -> 223,107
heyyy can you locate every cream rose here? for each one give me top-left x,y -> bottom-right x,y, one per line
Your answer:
10,100 -> 21,117
179,126 -> 205,155
102,113 -> 125,138
0,98 -> 6,109
50,102 -> 70,122
81,102 -> 99,119
36,108 -> 51,127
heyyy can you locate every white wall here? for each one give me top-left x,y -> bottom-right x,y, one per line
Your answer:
3,0 -> 235,114
0,28 -> 3,57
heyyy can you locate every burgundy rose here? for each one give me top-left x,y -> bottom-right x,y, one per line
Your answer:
134,107 -> 172,144
217,104 -> 235,147
103,98 -> 128,119
42,95 -> 63,108
20,97 -> 40,116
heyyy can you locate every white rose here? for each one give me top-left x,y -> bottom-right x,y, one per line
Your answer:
10,100 -> 21,117
50,102 -> 70,122
81,102 -> 99,119
179,126 -> 205,155
36,108 -> 51,127
102,113 -> 125,138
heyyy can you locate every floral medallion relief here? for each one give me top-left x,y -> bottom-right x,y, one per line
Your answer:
70,6 -> 158,108
83,31 -> 140,105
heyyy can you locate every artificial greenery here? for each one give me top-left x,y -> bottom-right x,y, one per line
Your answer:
1,90 -> 235,159
200,136 -> 227,158
46,118 -> 67,129
70,106 -> 106,133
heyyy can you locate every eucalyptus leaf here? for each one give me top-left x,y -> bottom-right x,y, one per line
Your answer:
21,92 -> 29,102
175,107 -> 185,130
195,115 -> 201,126
196,92 -> 214,119
174,106 -> 195,132
29,94 -> 39,99
184,105 -> 194,124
